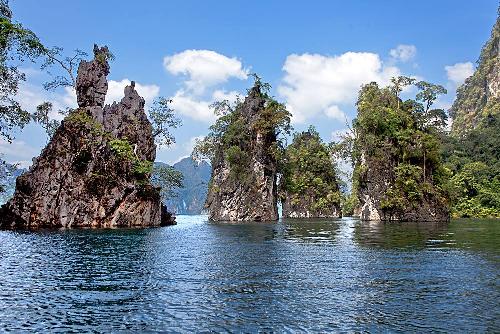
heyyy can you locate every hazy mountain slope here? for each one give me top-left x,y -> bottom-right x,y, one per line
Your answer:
159,157 -> 211,215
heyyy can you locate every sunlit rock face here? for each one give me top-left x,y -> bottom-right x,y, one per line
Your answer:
0,45 -> 174,228
451,16 -> 500,135
206,85 -> 279,222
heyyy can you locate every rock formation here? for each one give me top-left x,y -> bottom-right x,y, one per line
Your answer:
356,151 -> 449,222
205,83 -> 285,221
280,129 -> 342,218
450,13 -> 499,135
352,82 -> 450,222
0,45 -> 175,228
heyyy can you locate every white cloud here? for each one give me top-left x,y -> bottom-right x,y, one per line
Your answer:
105,79 -> 160,106
0,139 -> 39,165
164,50 -> 249,94
170,89 -> 240,123
445,62 -> 474,86
278,52 -> 400,123
16,82 -> 76,121
389,44 -> 417,63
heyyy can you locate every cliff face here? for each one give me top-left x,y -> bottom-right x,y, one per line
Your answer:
0,45 -> 174,228
206,85 -> 280,221
451,14 -> 500,135
281,130 -> 342,219
357,151 -> 449,222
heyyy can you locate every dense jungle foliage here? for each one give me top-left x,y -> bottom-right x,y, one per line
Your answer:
280,126 -> 341,213
350,78 -> 450,216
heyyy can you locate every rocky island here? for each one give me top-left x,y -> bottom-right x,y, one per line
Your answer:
197,79 -> 291,221
0,45 -> 174,228
280,127 -> 342,218
352,80 -> 450,222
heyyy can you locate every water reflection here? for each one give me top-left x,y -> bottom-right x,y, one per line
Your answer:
0,217 -> 498,332
281,218 -> 342,244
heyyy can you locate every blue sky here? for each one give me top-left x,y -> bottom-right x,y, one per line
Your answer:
3,0 -> 498,167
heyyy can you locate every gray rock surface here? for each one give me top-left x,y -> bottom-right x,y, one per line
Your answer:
206,85 -> 279,221
0,45 -> 174,228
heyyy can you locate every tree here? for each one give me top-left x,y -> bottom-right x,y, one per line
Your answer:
151,164 -> 183,202
149,97 -> 182,147
0,0 -> 45,142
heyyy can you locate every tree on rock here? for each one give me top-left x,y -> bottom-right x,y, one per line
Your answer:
194,76 -> 292,221
350,77 -> 450,222
280,126 -> 342,218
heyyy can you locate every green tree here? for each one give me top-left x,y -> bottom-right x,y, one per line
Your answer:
0,0 -> 45,142
280,126 -> 342,214
194,75 -> 292,182
149,97 -> 182,147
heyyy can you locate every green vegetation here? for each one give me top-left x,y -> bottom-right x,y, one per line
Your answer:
151,164 -> 183,202
443,115 -> 500,217
0,0 -> 45,142
350,77 -> 450,218
149,97 -> 182,147
280,126 -> 341,212
194,75 -> 291,183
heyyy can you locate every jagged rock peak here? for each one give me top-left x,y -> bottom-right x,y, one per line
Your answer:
76,44 -> 111,108
0,45 -> 174,229
205,83 -> 282,222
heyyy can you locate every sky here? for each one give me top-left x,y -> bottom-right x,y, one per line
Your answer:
2,0 -> 498,167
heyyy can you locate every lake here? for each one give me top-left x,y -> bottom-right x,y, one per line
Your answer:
0,216 -> 498,332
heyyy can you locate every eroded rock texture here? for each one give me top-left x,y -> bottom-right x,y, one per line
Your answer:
357,151 -> 449,222
0,45 -> 174,228
450,15 -> 499,135
206,85 -> 279,221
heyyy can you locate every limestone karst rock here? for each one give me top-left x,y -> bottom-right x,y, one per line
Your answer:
0,45 -> 175,228
205,84 -> 284,221
352,82 -> 450,222
450,14 -> 499,135
356,150 -> 449,222
280,129 -> 342,219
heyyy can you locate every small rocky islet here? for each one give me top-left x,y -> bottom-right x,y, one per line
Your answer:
0,46 -> 174,228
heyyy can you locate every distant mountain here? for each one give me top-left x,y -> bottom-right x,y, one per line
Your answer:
450,13 -> 499,135
157,157 -> 211,215
0,160 -> 25,205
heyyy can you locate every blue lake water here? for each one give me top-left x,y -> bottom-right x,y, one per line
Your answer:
0,216 -> 498,332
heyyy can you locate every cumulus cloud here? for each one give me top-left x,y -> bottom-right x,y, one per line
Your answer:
163,49 -> 249,94
445,62 -> 474,86
105,79 -> 160,106
389,44 -> 417,63
16,82 -> 76,121
0,138 -> 39,166
278,52 -> 400,123
170,89 -> 240,123
164,49 -> 248,123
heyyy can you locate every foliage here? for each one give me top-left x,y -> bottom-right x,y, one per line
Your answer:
280,126 -> 341,212
443,115 -> 500,218
151,164 -> 183,201
0,0 -> 45,142
149,97 -> 182,147
347,77 -> 449,217
32,102 -> 59,139
193,75 -> 292,182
